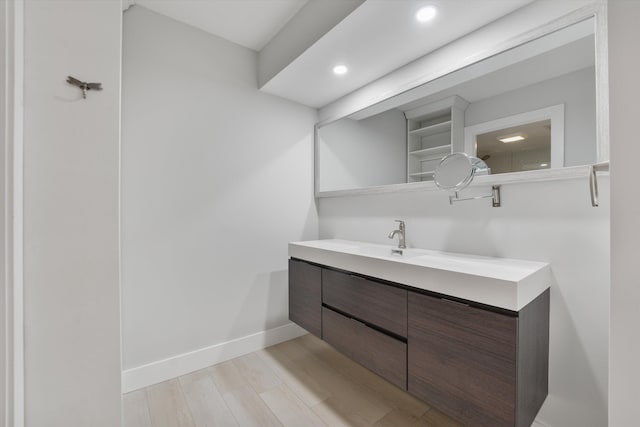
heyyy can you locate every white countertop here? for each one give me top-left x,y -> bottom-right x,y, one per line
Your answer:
289,239 -> 551,311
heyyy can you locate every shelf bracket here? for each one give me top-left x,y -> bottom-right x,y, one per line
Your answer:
449,185 -> 501,207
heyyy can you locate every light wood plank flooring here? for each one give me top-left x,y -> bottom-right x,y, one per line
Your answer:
123,334 -> 460,427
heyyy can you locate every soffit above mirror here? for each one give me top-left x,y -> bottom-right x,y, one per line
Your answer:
259,0 -> 533,108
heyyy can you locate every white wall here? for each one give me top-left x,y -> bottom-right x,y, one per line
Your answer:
319,178 -> 609,427
22,1 -> 122,426
466,66 -> 597,167
318,109 -> 406,192
608,1 -> 640,425
121,6 -> 317,374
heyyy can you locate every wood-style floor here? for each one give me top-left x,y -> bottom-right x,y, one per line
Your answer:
123,334 -> 461,427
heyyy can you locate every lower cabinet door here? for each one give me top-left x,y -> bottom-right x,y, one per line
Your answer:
408,292 -> 518,427
289,259 -> 322,337
322,307 -> 407,390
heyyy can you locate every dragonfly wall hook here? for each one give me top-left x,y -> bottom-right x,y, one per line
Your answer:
66,76 -> 102,99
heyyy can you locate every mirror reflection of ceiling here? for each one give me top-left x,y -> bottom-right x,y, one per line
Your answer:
349,18 -> 594,120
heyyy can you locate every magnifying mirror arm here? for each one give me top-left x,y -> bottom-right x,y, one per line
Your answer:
449,185 -> 501,207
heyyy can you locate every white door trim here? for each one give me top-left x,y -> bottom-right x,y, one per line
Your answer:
464,104 -> 566,169
0,0 -> 24,426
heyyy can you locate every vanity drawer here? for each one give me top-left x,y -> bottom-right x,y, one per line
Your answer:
322,307 -> 407,390
322,268 -> 407,337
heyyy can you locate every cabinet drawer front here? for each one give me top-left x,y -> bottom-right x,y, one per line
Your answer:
322,307 -> 407,390
289,259 -> 322,338
408,292 -> 517,427
322,269 -> 407,337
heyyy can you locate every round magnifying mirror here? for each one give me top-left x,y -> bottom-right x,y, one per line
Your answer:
434,152 -> 489,192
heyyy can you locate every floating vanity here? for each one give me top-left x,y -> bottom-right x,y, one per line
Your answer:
288,239 -> 551,427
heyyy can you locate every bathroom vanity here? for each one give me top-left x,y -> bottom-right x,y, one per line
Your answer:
288,239 -> 551,427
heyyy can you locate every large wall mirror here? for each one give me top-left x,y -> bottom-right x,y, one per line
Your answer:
316,16 -> 603,195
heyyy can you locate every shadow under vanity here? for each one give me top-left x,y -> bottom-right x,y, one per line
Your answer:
288,239 -> 550,427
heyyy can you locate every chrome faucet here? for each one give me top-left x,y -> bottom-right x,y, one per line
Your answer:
388,220 -> 406,249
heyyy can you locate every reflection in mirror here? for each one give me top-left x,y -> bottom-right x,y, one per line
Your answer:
434,152 -> 487,192
318,109 -> 406,192
435,152 -> 500,207
476,119 -> 552,173
316,17 -> 597,194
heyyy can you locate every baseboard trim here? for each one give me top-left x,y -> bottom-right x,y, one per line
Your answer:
121,323 -> 307,393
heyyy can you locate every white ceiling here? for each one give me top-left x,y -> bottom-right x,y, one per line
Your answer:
133,0 -> 309,51
260,0 -> 534,107
128,0 -> 536,108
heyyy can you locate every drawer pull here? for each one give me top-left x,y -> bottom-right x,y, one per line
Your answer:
441,298 -> 469,307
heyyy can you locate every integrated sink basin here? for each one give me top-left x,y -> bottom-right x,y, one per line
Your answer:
289,239 -> 551,311
346,245 -> 429,259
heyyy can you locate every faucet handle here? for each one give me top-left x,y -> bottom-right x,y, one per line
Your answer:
395,219 -> 405,229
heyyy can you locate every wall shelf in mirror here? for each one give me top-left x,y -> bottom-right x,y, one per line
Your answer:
408,171 -> 436,179
409,145 -> 452,160
406,96 -> 469,183
408,120 -> 452,137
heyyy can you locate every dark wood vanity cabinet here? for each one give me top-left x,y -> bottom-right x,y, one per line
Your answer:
408,290 -> 550,427
288,259 -> 322,338
288,258 -> 549,427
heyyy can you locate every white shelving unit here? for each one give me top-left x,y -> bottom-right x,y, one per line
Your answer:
405,96 -> 469,183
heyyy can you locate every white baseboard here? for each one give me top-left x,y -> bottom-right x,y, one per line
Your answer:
121,323 -> 307,393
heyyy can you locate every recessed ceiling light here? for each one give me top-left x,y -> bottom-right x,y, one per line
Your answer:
498,133 -> 527,143
333,65 -> 348,75
540,163 -> 549,167
416,5 -> 438,23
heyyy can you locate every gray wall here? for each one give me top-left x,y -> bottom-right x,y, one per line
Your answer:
23,1 -> 122,425
466,66 -> 597,167
0,2 -> 7,422
318,109 -> 406,192
609,1 -> 640,425
121,7 -> 318,371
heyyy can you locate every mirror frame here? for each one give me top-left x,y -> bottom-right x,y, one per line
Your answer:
315,3 -> 608,198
